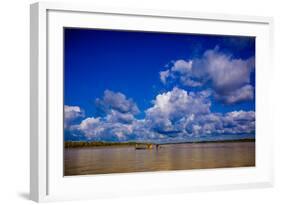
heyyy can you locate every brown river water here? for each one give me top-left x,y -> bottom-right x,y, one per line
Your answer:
64,142 -> 255,176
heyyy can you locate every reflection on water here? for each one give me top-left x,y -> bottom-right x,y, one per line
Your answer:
64,142 -> 255,176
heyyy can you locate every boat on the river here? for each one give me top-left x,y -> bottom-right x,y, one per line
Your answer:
135,143 -> 153,150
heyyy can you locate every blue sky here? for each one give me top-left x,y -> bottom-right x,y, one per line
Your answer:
64,28 -> 255,142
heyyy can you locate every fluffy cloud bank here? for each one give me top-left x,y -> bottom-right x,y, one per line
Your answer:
95,90 -> 139,115
77,117 -> 133,141
160,47 -> 255,104
65,90 -> 139,141
144,87 -> 254,139
65,88 -> 255,142
64,105 -> 84,128
145,87 -> 211,134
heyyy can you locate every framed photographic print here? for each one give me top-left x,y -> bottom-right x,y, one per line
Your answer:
30,2 -> 274,202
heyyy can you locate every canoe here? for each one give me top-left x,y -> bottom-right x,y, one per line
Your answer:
135,144 -> 153,150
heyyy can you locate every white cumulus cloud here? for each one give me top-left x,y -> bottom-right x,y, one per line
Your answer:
159,47 -> 255,104
95,90 -> 139,114
64,105 -> 84,128
145,87 -> 211,134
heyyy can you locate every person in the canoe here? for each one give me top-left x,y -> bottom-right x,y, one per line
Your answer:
156,144 -> 159,150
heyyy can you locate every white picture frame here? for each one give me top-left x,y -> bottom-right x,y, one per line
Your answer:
30,2 -> 274,202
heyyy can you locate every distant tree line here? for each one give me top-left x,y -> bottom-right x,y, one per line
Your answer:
64,138 -> 255,148
64,141 -> 148,148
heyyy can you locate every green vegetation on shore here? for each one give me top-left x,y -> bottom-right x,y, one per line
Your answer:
64,138 -> 255,148
64,141 -> 152,148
